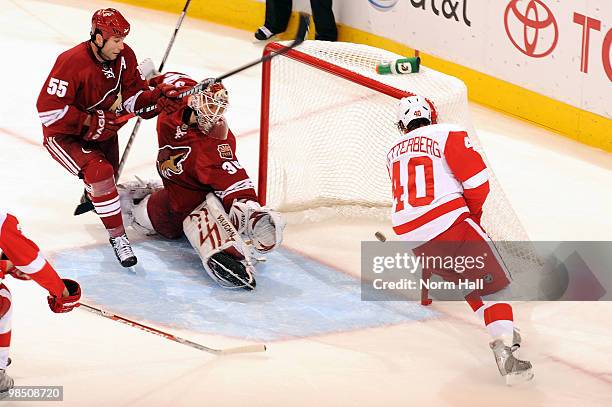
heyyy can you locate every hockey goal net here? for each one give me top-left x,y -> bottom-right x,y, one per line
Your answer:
259,41 -> 541,278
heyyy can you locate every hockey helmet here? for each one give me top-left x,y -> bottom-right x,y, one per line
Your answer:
396,95 -> 436,133
188,81 -> 229,132
91,8 -> 130,40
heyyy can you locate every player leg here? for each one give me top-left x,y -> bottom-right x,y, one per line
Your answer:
120,178 -> 206,239
459,217 -> 533,384
229,199 -> 285,253
424,216 -> 532,384
43,136 -> 136,267
184,193 -> 256,290
255,0 -> 292,40
121,182 -> 258,289
0,284 -> 13,394
310,0 -> 337,41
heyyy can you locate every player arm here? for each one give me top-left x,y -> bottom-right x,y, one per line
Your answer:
36,61 -> 88,136
120,46 -> 153,116
197,148 -> 258,212
0,213 -> 66,298
444,131 -> 490,221
122,47 -> 189,119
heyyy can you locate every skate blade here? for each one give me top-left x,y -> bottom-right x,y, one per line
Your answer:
505,369 -> 534,386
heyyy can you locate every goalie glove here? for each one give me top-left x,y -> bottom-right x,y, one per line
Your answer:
47,279 -> 81,313
229,200 -> 285,253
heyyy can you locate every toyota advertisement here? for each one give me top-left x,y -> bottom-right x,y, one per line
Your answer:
341,0 -> 611,118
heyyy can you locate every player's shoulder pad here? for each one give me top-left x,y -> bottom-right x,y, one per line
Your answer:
55,41 -> 91,68
422,123 -> 468,140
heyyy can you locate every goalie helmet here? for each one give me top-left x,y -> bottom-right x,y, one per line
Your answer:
188,81 -> 229,133
91,8 -> 130,40
396,95 -> 436,134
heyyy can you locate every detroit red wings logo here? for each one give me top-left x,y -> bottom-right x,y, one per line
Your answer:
157,145 -> 191,179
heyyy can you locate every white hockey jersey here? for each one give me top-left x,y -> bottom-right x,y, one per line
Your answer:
386,123 -> 490,242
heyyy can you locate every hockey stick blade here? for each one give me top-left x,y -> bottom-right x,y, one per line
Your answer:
74,189 -> 94,215
79,303 -> 267,356
219,344 -> 267,355
123,12 -> 311,120
74,200 -> 94,216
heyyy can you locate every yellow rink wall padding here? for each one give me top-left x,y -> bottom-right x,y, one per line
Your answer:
113,0 -> 611,152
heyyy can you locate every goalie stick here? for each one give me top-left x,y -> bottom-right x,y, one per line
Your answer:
115,12 -> 310,122
74,0 -> 192,216
79,303 -> 267,355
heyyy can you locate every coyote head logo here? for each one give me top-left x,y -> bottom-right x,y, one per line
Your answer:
157,145 -> 191,179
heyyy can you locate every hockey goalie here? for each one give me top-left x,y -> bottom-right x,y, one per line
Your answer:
119,67 -> 284,290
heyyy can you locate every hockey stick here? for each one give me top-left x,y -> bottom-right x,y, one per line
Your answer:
74,0 -> 192,216
115,12 -> 310,122
79,303 -> 267,355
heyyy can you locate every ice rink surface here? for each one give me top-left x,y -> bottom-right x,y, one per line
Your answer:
1,1 -> 611,406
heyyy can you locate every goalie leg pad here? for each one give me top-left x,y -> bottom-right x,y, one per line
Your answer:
183,194 -> 256,290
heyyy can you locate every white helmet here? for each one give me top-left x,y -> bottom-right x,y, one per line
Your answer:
188,81 -> 229,133
396,95 -> 433,133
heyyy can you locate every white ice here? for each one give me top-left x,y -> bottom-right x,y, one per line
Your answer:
0,0 -> 611,406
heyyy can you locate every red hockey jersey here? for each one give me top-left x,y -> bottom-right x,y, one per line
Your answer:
387,123 -> 490,242
0,213 -> 65,297
36,41 -> 148,138
152,73 -> 257,209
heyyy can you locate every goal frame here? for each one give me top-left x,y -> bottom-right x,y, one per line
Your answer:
258,41 -> 415,206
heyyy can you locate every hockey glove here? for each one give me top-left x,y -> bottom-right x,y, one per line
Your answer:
0,259 -> 31,280
47,278 -> 81,313
84,110 -> 123,141
138,83 -> 191,119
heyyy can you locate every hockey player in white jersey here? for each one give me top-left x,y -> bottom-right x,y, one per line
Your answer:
388,95 -> 533,385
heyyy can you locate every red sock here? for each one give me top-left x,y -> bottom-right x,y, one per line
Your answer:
466,295 -> 514,340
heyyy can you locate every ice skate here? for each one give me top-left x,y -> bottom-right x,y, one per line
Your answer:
513,327 -> 522,347
0,369 -> 14,398
490,338 -> 533,385
109,234 -> 137,267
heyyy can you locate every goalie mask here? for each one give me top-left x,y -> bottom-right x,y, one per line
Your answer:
188,81 -> 229,133
396,95 -> 436,134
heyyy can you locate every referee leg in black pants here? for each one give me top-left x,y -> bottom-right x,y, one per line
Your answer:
255,0 -> 337,42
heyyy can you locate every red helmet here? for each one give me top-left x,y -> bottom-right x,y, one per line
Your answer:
91,8 -> 130,40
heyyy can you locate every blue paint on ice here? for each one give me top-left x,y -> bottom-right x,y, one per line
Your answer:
52,237 -> 436,341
